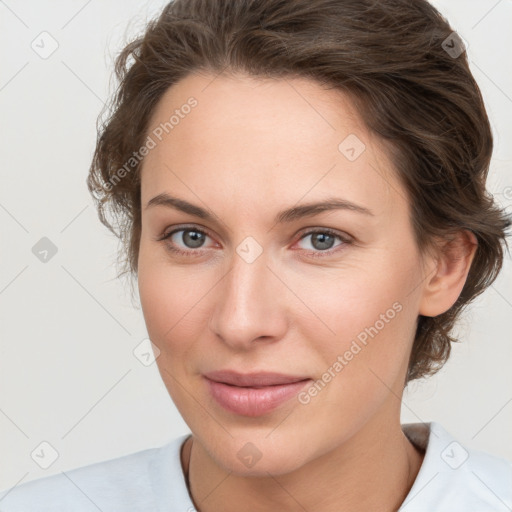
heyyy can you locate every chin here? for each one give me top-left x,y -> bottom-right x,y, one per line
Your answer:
200,432 -> 312,477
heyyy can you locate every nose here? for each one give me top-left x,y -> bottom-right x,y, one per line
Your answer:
208,248 -> 288,350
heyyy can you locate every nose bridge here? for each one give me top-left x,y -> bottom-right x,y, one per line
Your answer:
209,246 -> 286,347
227,254 -> 264,314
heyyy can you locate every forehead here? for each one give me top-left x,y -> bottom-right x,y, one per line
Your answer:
144,71 -> 368,161
140,71 -> 405,219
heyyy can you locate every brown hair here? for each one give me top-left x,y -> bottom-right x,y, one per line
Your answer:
87,0 -> 511,384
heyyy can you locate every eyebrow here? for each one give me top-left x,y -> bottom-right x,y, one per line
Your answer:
145,192 -> 374,224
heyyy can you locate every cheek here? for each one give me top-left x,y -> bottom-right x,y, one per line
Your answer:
293,267 -> 419,438
138,243 -> 186,348
137,243 -> 216,357
298,252 -> 421,384
137,252 -> 203,408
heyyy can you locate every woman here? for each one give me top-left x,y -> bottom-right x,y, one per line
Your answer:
1,0 -> 511,510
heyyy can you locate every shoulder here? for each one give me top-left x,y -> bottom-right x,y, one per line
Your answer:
400,421 -> 512,511
0,435 -> 191,512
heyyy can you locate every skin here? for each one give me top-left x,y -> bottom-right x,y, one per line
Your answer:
137,70 -> 477,512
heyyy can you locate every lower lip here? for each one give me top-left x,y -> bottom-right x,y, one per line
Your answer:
205,377 -> 311,417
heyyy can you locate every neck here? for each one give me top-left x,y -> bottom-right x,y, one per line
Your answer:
181,414 -> 425,512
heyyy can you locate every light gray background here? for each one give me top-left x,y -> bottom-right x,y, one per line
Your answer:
0,0 -> 511,489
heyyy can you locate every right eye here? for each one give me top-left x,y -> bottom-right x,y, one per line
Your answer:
158,225 -> 218,256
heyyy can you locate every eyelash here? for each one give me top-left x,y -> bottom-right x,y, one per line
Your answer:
156,225 -> 352,259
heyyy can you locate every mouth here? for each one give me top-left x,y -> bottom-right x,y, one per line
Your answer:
203,371 -> 312,417
203,369 -> 310,387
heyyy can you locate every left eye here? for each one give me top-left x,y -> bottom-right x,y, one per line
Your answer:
296,230 -> 347,253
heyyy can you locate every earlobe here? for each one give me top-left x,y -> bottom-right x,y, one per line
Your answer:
418,230 -> 478,317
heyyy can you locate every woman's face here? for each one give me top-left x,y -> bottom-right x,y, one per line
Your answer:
137,71 -> 432,475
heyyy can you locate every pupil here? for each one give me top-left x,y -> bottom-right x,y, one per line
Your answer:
313,233 -> 334,250
184,230 -> 204,248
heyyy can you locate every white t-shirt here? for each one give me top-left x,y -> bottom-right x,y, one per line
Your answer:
1,421 -> 511,511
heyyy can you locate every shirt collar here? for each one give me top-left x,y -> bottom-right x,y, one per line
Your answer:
399,421 -> 512,511
156,422 -> 512,512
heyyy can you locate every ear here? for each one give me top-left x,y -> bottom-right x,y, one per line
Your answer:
419,230 -> 478,317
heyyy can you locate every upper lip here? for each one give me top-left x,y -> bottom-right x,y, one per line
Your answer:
204,370 -> 310,387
